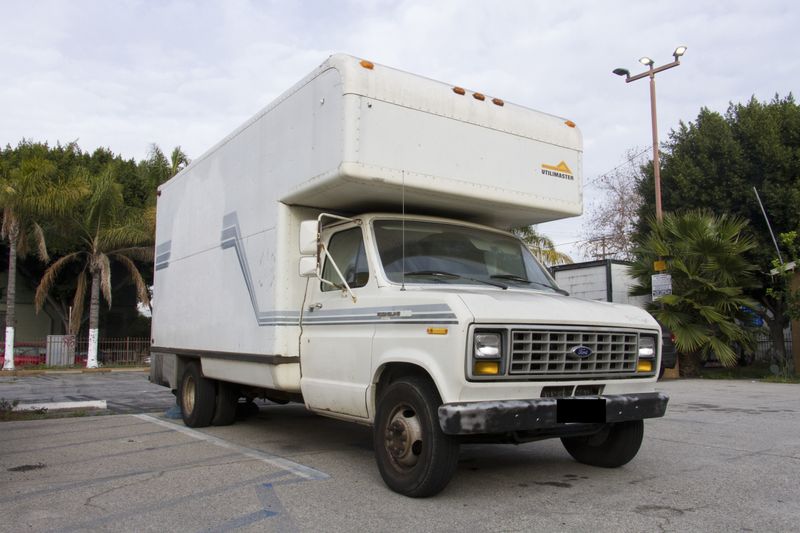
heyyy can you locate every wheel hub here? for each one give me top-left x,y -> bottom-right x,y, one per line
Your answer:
182,376 -> 196,415
385,407 -> 423,468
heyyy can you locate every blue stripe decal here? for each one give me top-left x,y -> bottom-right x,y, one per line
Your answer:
155,240 -> 171,270
220,212 -> 458,327
221,212 -> 280,326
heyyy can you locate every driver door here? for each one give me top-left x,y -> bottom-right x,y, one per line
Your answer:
299,223 -> 374,418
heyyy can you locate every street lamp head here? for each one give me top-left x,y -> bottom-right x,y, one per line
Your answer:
639,56 -> 654,66
673,45 -> 687,58
612,68 -> 630,77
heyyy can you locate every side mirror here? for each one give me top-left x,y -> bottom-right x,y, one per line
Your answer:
299,256 -> 318,278
299,220 -> 319,256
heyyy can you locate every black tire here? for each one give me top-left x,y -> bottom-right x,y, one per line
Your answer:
373,376 -> 459,497
561,420 -> 644,468
212,382 -> 239,426
179,361 -> 216,428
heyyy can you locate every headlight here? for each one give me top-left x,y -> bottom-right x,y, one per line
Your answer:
474,333 -> 502,359
638,335 -> 656,359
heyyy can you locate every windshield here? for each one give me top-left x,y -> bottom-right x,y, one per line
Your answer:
372,219 -> 562,292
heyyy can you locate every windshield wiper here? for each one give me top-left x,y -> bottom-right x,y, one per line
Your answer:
490,275 -> 569,295
405,270 -> 508,289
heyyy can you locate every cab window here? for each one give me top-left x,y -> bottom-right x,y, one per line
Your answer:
321,227 -> 370,291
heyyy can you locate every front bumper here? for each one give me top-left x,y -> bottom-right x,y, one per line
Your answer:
438,392 -> 669,435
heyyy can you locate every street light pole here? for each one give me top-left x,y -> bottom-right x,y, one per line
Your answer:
613,46 -> 687,222
649,71 -> 662,221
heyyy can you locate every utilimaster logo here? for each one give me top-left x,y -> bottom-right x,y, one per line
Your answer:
541,161 -> 574,181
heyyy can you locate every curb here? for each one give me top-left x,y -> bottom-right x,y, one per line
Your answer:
2,367 -> 149,377
13,400 -> 108,411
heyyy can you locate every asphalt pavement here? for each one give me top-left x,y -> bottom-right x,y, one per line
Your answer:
1,374 -> 798,532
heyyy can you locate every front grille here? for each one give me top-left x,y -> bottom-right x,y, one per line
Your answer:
510,329 -> 638,378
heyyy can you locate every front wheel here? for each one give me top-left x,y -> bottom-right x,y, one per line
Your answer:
561,420 -> 644,468
373,376 -> 459,497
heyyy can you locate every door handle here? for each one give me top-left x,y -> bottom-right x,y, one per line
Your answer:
308,303 -> 323,312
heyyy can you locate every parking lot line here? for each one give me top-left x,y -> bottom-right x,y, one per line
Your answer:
133,414 -> 329,481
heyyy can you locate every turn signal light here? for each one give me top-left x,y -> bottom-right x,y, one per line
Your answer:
474,361 -> 500,375
637,361 -> 653,373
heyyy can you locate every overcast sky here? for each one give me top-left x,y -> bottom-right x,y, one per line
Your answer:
2,0 -> 798,259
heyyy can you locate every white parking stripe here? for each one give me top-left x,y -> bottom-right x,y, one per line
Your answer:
132,414 -> 329,480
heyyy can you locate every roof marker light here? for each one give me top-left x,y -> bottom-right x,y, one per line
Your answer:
565,120 -> 576,128
473,92 -> 485,101
492,98 -> 504,106
359,59 -> 374,70
453,86 -> 466,95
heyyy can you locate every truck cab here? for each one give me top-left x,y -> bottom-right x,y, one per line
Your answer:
297,213 -> 667,496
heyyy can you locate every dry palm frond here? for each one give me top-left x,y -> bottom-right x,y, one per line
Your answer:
2,209 -> 21,241
15,224 -> 29,257
98,253 -> 112,308
113,253 -> 151,307
35,252 -> 83,312
70,269 -> 87,335
31,222 -> 49,262
1,209 -> 13,240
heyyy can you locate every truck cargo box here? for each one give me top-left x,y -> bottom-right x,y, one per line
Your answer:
152,54 -> 584,369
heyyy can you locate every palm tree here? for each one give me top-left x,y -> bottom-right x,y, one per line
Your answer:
513,226 -> 573,267
0,157 -> 86,370
142,144 -> 189,191
34,165 -> 153,368
629,210 -> 760,370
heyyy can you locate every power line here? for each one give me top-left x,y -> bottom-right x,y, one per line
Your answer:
583,147 -> 650,188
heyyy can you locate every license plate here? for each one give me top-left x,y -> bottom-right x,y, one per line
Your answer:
556,398 -> 606,423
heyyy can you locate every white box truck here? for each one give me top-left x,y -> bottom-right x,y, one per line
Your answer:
150,54 -> 668,497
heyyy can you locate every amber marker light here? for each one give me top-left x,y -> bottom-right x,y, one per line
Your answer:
359,59 -> 374,70
492,98 -> 504,106
453,86 -> 466,95
474,361 -> 500,375
637,360 -> 653,373
427,327 -> 448,335
565,120 -> 576,128
473,92 -> 485,101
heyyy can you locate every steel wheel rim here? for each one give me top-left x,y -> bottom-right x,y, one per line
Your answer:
384,404 -> 424,469
183,376 -> 196,415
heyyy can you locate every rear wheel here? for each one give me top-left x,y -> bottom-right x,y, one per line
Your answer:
373,376 -> 459,497
561,420 -> 644,468
179,361 -> 215,428
212,382 -> 239,426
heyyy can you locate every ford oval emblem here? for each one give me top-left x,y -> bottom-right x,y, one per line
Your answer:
571,345 -> 593,358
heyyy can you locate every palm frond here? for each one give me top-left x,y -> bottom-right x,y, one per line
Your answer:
113,253 -> 151,307
85,166 -> 125,233
35,252 -> 84,312
31,222 -> 49,262
170,146 -> 189,178
114,246 -> 155,262
69,269 -> 87,335
98,253 -> 112,308
512,225 -> 573,267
